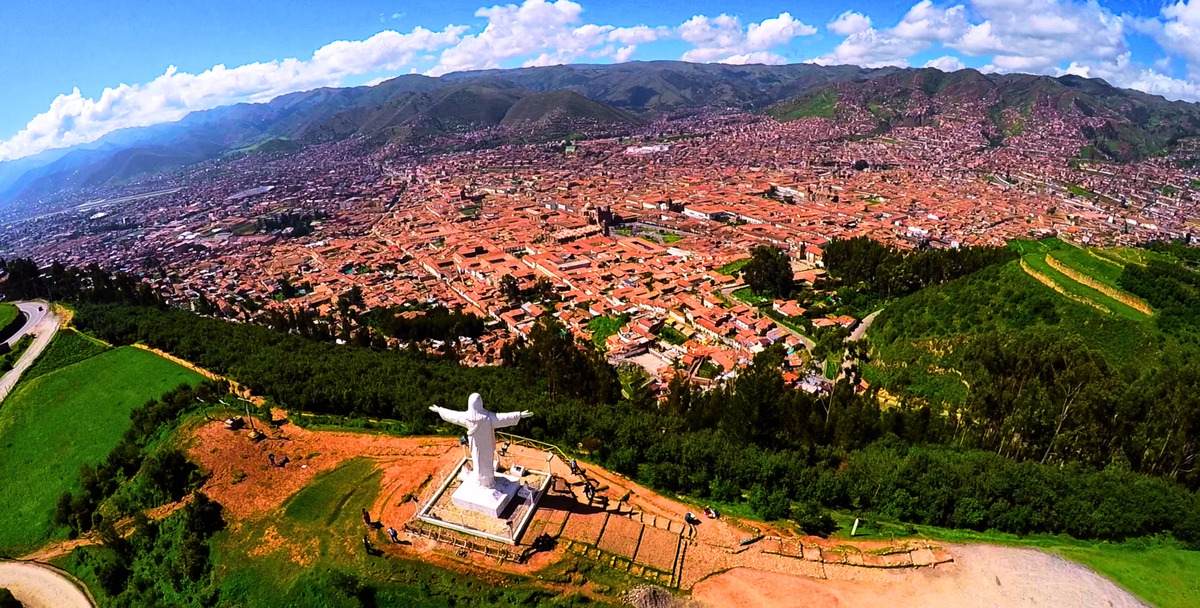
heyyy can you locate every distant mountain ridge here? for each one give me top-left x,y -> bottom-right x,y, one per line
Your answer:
3,60 -> 1199,206
768,67 -> 1200,161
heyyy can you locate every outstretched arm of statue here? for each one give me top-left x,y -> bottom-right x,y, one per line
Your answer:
429,405 -> 469,427
493,410 -> 534,428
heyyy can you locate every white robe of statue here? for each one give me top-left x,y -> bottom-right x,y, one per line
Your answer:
430,393 -> 532,489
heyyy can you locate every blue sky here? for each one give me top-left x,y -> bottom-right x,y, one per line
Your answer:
2,0 -> 1199,161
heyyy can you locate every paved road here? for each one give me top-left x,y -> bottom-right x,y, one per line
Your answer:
0,561 -> 93,608
3,301 -> 48,348
0,301 -> 59,403
848,309 -> 882,343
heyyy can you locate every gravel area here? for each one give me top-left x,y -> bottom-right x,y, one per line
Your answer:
692,544 -> 1147,608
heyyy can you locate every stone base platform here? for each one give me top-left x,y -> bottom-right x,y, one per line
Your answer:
414,457 -> 551,545
451,473 -> 521,518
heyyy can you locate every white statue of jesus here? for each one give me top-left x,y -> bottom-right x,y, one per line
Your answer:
430,393 -> 533,490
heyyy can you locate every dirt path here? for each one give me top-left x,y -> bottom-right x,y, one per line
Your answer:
0,301 -> 59,403
692,544 -> 1147,608
131,344 -> 263,404
0,561 -> 93,608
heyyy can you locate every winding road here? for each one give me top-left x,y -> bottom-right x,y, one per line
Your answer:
3,301 -> 49,348
0,561 -> 93,608
0,301 -> 91,606
0,300 -> 59,403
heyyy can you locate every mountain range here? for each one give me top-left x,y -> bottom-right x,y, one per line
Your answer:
3,60 -> 1199,206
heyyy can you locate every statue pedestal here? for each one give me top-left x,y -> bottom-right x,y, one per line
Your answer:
451,473 -> 520,518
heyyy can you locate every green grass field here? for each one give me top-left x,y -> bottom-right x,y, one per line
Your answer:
0,303 -> 19,332
732,287 -> 771,307
716,258 -> 750,276
21,328 -> 110,382
1009,238 -> 1152,321
1009,237 -> 1069,256
768,89 -> 837,120
588,314 -> 629,350
0,346 -> 202,555
1048,246 -> 1125,287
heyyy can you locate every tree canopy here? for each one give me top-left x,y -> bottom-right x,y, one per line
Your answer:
742,245 -> 793,297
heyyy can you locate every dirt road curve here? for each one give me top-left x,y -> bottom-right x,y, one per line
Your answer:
0,561 -> 93,608
0,300 -> 59,403
693,544 -> 1147,608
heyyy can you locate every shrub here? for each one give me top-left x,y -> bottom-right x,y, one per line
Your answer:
790,501 -> 838,537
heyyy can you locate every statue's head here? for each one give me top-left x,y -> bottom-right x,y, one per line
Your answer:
468,392 -> 485,413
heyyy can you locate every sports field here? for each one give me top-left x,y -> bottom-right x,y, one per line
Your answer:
0,346 -> 202,554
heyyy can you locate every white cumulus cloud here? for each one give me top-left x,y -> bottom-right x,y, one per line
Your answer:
813,0 -> 1200,101
429,0 -> 662,74
7,0 -> 1200,162
828,11 -> 872,36
925,55 -> 966,71
814,1 -> 967,68
0,26 -> 467,161
680,12 -> 816,65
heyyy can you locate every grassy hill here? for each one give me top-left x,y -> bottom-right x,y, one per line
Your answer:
21,328 -> 109,382
0,345 -> 202,554
0,302 -> 22,344
0,302 -> 19,331
766,88 -> 838,120
865,237 -> 1200,412
864,240 -> 1165,406
500,90 -> 638,126
1013,239 -> 1153,321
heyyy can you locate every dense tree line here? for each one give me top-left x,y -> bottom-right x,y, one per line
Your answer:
503,317 -> 618,403
365,304 -> 486,343
8,257 -> 1200,545
1147,239 -> 1200,269
1,258 -> 162,305
72,493 -> 226,606
868,260 -> 1200,488
69,303 -> 1200,544
1119,258 -> 1200,335
822,237 -> 1016,298
952,329 -> 1200,486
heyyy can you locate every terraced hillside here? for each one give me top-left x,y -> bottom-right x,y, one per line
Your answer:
1012,239 -> 1153,320
864,238 -> 1173,407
